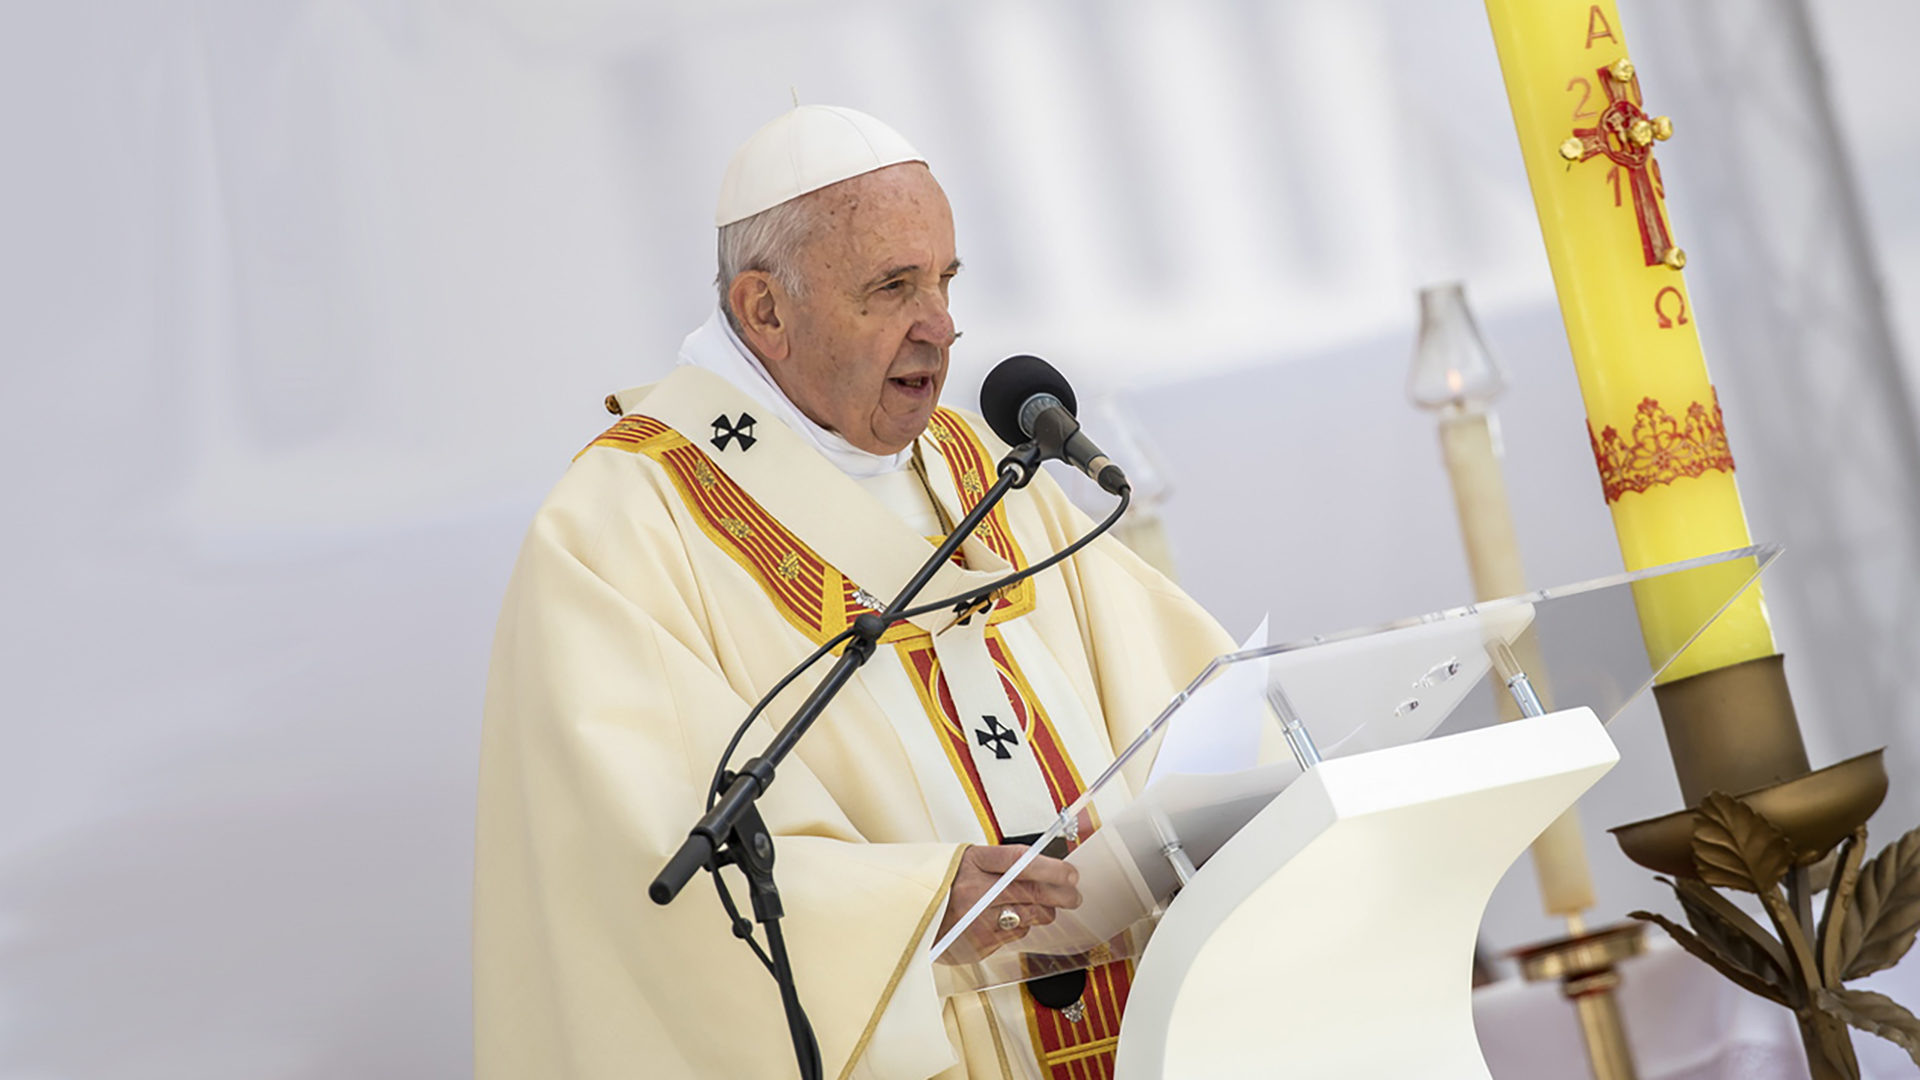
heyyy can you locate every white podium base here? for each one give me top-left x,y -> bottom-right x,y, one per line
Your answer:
1114,708 -> 1618,1079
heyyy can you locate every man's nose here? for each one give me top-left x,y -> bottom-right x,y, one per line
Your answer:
909,291 -> 957,348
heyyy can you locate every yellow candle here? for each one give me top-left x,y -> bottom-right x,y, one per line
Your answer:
1481,0 -> 1777,682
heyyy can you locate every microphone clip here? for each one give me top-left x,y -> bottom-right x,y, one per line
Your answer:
996,441 -> 1046,489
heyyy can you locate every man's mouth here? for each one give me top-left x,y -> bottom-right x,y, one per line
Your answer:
890,375 -> 935,392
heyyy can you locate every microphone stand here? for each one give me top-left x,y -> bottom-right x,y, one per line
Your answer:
649,441 -> 1046,1080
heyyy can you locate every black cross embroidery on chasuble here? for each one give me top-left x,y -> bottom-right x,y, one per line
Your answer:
711,413 -> 757,452
975,715 -> 1020,760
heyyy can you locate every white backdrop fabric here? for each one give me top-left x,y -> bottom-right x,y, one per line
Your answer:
4,1 -> 1918,1077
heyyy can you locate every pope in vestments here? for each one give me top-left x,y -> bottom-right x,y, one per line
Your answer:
475,105 -> 1238,1079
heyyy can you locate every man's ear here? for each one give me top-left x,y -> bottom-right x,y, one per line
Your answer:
727,272 -> 790,363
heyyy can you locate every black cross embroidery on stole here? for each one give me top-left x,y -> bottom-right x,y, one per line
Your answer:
711,413 -> 757,452
975,715 -> 1020,760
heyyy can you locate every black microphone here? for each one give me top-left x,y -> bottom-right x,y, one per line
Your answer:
979,355 -> 1130,495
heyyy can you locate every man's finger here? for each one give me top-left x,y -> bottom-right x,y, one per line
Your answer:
952,847 -> 1082,912
963,844 -> 1029,875
966,902 -> 1055,935
997,876 -> 1083,911
977,853 -> 1081,908
1013,855 -> 1078,889
1019,903 -> 1058,928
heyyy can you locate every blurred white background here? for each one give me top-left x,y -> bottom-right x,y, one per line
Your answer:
4,1 -> 1918,1076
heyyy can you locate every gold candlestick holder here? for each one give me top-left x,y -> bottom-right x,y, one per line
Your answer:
1514,922 -> 1649,1080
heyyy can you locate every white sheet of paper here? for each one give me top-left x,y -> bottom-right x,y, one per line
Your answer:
1144,616 -> 1268,790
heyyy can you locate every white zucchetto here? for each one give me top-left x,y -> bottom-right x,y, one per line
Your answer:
714,105 -> 926,227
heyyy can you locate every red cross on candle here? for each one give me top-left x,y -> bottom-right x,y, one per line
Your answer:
1560,59 -> 1683,270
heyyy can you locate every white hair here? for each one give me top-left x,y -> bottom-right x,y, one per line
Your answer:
715,196 -> 819,336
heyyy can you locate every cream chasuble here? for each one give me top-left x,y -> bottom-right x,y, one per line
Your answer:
476,365 -> 1235,1080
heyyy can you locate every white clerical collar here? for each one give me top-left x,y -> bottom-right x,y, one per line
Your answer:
676,307 -> 912,479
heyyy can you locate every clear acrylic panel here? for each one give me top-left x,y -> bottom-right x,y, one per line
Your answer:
931,544 -> 1780,995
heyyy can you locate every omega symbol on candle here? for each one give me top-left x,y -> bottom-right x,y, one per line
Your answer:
1654,286 -> 1689,330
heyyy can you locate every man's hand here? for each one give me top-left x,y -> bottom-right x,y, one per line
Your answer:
937,844 -> 1081,962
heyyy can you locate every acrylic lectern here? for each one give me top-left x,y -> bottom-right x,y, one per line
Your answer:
932,545 -> 1779,1079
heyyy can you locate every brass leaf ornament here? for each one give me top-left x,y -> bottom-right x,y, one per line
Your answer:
1841,825 -> 1920,980
1820,828 -> 1870,985
1817,988 -> 1920,1067
1640,812 -> 1920,1078
1812,1000 -> 1865,1075
1692,792 -> 1796,893
1660,874 -> 1790,990
1631,909 -> 1789,1005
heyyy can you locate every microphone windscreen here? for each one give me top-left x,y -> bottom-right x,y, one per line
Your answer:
979,354 -> 1078,448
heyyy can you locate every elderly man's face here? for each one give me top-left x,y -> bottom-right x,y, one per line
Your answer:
765,163 -> 959,455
